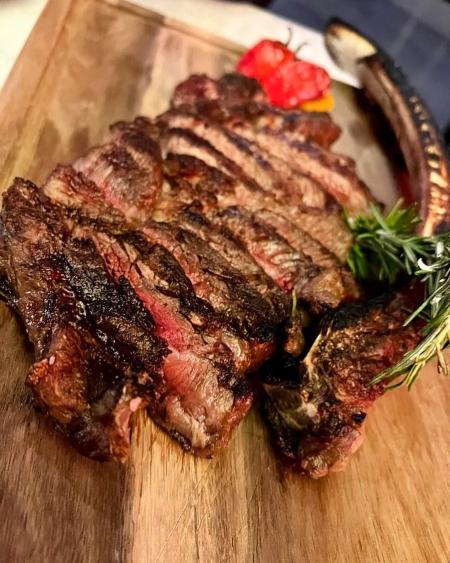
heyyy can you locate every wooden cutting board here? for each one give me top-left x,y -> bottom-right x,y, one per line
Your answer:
0,1 -> 448,561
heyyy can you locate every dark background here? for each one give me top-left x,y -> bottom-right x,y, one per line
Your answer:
251,0 -> 450,139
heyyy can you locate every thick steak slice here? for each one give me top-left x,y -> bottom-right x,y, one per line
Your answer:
42,163 -> 276,374
171,73 -> 341,148
157,110 -> 330,209
227,123 -> 374,214
263,290 -> 423,478
42,165 -> 126,230
91,230 -> 254,455
256,209 -> 360,302
1,179 -> 166,460
160,129 -> 353,261
74,121 -> 162,223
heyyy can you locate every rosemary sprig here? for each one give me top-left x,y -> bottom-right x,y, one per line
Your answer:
346,201 -> 450,388
346,200 -> 430,283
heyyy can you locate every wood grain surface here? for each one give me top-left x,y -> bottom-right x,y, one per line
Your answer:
0,1 -> 448,562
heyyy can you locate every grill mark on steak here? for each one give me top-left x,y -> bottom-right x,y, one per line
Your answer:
56,236 -> 167,373
42,165 -> 127,231
160,130 -> 353,261
171,73 -> 341,148
217,206 -> 349,312
263,290 -> 423,478
0,178 -> 166,461
157,110 -> 330,209
41,158 -> 277,375
74,122 -> 162,223
171,206 -> 290,323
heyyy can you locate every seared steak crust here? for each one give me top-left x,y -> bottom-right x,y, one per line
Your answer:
75,120 -> 162,223
160,128 -> 354,261
228,123 -> 374,214
1,179 -> 167,461
171,73 -> 341,148
159,152 -> 358,310
142,220 -> 278,342
157,110 -> 330,209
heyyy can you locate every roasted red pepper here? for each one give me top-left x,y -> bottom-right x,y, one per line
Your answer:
237,39 -> 295,82
262,60 -> 330,108
237,38 -> 332,110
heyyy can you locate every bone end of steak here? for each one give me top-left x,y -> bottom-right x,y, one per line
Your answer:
263,290 -> 423,478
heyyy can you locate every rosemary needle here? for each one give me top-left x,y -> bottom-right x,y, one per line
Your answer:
346,201 -> 450,388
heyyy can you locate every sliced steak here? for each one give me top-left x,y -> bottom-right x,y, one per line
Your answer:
142,219 -> 278,345
160,204 -> 290,324
42,165 -> 126,230
157,110 -> 330,209
217,206 -> 350,312
38,170 -> 263,455
160,128 -> 353,261
171,73 -> 267,110
160,153 -> 358,307
74,121 -> 162,223
227,123 -> 374,214
263,290 -> 423,478
256,209 -> 360,302
1,178 -> 166,461
171,73 -> 341,148
90,229 -> 254,455
42,161 -> 276,375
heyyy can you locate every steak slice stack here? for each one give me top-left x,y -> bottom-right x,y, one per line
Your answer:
0,72 -> 420,471
171,73 -> 342,149
39,166 -> 279,456
0,179 -> 167,460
